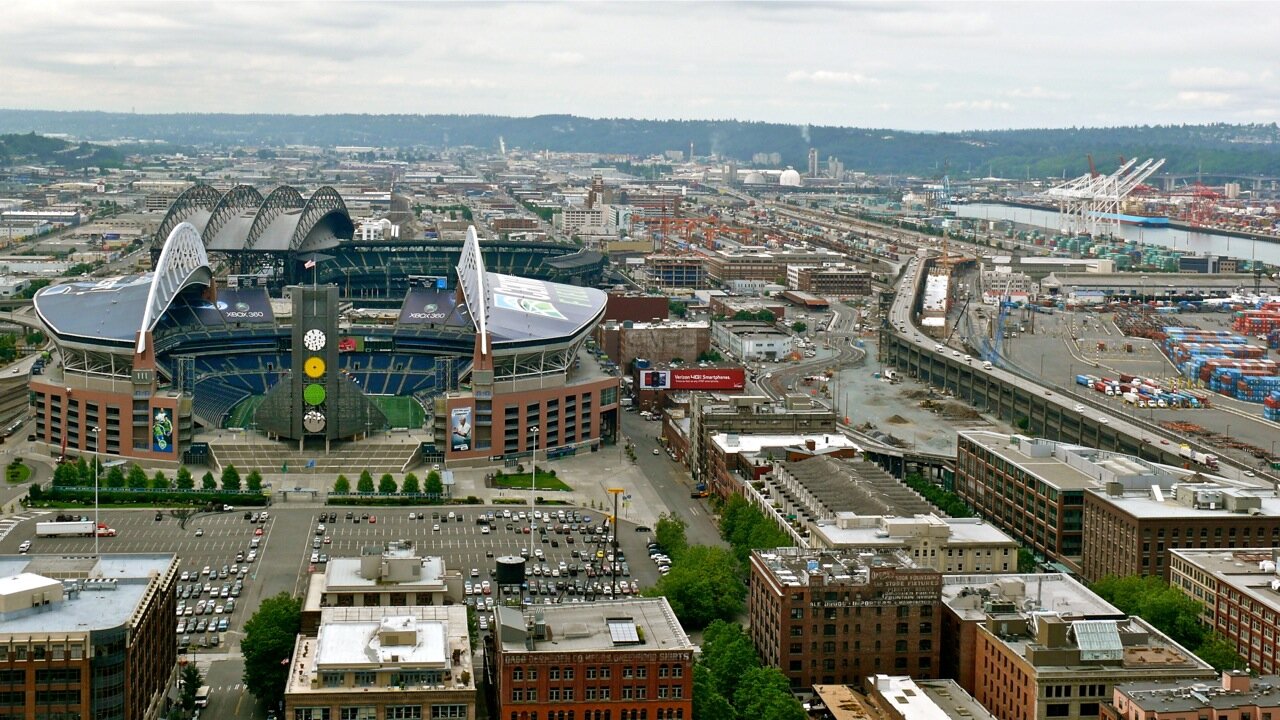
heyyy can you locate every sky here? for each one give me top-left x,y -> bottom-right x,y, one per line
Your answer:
1,1 -> 1277,132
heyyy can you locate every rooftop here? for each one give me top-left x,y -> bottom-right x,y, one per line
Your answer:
751,547 -> 933,590
941,573 -> 1122,622
866,675 -> 998,720
1169,548 -> 1280,616
1113,673 -> 1280,712
811,513 -> 1017,550
709,431 -> 859,458
0,554 -> 176,635
772,456 -> 931,519
495,598 -> 694,655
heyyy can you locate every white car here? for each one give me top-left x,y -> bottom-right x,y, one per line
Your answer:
310,552 -> 319,563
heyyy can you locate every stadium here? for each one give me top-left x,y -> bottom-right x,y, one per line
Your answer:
28,186 -> 621,473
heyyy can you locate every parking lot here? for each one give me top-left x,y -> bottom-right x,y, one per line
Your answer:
0,502 -> 665,657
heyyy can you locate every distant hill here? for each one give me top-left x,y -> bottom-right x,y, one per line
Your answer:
0,131 -> 125,170
0,109 -> 1278,178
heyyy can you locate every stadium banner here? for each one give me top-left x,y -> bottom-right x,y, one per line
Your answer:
338,337 -> 364,353
397,288 -> 462,326
216,288 -> 274,323
450,407 -> 473,452
640,368 -> 746,392
151,407 -> 175,454
191,300 -> 226,326
484,272 -> 605,342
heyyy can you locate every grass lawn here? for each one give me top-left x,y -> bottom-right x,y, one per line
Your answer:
5,463 -> 30,484
492,471 -> 573,492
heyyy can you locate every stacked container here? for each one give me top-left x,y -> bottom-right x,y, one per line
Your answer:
1265,391 -> 1280,421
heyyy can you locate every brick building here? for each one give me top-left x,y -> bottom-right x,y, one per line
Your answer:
489,598 -> 695,720
1169,548 -> 1280,675
706,432 -> 860,500
302,541 -> 456,634
604,293 -> 669,324
956,431 -> 1280,582
708,296 -> 787,322
0,554 -> 178,720
1102,671 -> 1280,720
595,321 -> 710,371
747,547 -> 942,690
683,393 -> 836,484
285,606 -> 474,720
793,266 -> 871,297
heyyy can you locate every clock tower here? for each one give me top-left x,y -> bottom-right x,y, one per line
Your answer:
291,285 -> 339,445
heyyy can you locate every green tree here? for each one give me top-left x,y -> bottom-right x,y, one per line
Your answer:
669,300 -> 688,319
645,545 -> 744,630
654,513 -> 688,561
425,470 -> 443,497
150,470 -> 169,490
221,465 -> 242,492
1017,547 -> 1037,573
719,495 -> 794,564
701,621 -> 760,699
401,473 -> 420,494
180,664 -> 203,713
245,469 -> 263,494
175,466 -> 194,490
106,464 -> 126,489
333,475 -> 350,494
378,473 -> 398,494
697,349 -> 724,363
241,592 -> 302,710
126,464 -> 148,490
790,320 -> 807,333
357,470 -> 374,493
201,471 -> 217,491
53,462 -> 80,487
735,666 -> 805,720
1091,575 -> 1207,650
1195,632 -> 1246,671
693,663 -> 736,720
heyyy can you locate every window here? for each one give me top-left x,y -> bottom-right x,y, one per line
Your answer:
511,689 -> 524,702
564,668 -> 574,680
322,672 -> 344,688
673,686 -> 684,698
672,666 -> 683,678
1046,704 -> 1070,718
599,667 -> 610,679
512,668 -> 524,681
623,667 -> 633,679
340,709 -> 376,720
636,666 -> 647,679
295,711 -> 332,720
586,668 -> 597,680
353,671 -> 376,687
387,708 -> 423,720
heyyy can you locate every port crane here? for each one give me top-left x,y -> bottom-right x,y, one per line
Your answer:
1043,157 -> 1166,237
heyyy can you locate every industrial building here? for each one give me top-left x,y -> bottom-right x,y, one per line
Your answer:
678,393 -> 837,484
488,598 -> 695,720
1039,272 -> 1254,302
302,541 -> 455,634
748,547 -> 942,690
710,321 -> 793,361
0,553 -> 179,720
791,266 -> 872,297
1102,671 -> 1280,720
642,255 -> 708,289
807,512 -> 1019,573
809,676 -> 996,720
706,431 -> 860,500
1168,548 -> 1280,675
285,605 -> 474,720
595,320 -> 710,371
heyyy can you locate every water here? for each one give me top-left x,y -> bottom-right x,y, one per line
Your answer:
954,203 -> 1280,267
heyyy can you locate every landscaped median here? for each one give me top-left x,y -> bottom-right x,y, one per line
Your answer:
489,469 -> 572,492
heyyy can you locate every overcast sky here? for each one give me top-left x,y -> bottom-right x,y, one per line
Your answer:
1,1 -> 1276,132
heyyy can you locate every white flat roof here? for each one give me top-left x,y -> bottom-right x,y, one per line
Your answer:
316,616 -> 447,668
709,432 -> 860,456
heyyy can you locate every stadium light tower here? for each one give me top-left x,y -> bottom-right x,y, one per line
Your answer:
92,426 -> 101,557
529,426 -> 539,517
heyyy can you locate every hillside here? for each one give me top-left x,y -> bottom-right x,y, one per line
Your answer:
0,131 -> 124,170
0,110 -> 1277,177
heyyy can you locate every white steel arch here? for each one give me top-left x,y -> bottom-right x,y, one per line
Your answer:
137,222 -> 212,353
456,226 -> 490,355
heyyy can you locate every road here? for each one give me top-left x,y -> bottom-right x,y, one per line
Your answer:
619,412 -> 725,550
759,302 -> 865,403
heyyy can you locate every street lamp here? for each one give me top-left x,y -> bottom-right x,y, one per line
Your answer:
528,426 -> 540,517
92,426 -> 101,558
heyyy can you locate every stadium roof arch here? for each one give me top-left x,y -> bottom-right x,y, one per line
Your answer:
37,222 -> 212,352
152,184 -> 354,257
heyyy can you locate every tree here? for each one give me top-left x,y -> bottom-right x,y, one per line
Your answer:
126,464 -> 148,490
701,621 -> 760,699
245,470 -> 263,494
401,473 -> 420,494
697,349 -> 724,363
1017,547 -> 1037,573
790,320 -> 807,333
692,663 -> 736,720
655,514 -> 688,561
719,495 -> 793,563
150,471 -> 169,490
221,465 -> 242,493
1195,632 -> 1246,671
669,300 -> 688,319
378,473 -> 398,494
201,471 -> 217,491
1091,575 -> 1207,650
333,475 -> 350,494
53,462 -> 80,487
357,470 -> 374,493
180,664 -> 203,713
735,666 -> 805,720
645,545 -> 744,630
425,470 -> 443,497
175,466 -> 194,490
241,592 -> 302,710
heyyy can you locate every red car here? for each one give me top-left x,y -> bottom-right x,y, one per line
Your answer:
369,516 -> 376,524
254,527 -> 264,536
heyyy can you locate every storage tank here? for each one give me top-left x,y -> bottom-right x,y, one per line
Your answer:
495,556 -> 526,586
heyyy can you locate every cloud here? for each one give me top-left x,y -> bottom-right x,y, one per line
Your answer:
1006,86 -> 1071,100
1168,91 -> 1233,109
786,70 -> 877,85
944,100 -> 1012,111
547,51 -> 585,67
1168,67 -> 1254,89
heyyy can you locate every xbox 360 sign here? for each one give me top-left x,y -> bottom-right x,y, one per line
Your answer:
292,285 -> 339,439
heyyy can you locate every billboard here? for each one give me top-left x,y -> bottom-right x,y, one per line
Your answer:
450,407 -> 473,452
397,287 -> 466,326
484,272 -> 606,343
640,368 -> 746,392
151,407 -> 175,454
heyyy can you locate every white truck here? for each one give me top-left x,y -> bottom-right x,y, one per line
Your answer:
36,521 -> 95,537
1178,444 -> 1220,470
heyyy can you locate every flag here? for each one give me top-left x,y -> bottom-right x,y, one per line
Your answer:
304,259 -> 316,270
306,459 -> 316,469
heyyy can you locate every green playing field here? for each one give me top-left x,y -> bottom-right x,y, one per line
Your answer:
224,394 -> 423,429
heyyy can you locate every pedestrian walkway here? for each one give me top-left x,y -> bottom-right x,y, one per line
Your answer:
0,511 -> 49,542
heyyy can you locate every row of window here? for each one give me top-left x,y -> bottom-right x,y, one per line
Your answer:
508,710 -> 683,720
511,665 -> 682,682
296,706 -> 467,720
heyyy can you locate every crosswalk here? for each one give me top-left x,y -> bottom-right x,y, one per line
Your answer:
0,511 -> 48,542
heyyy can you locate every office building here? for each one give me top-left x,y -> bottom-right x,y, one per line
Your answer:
643,256 -> 707,289
706,432 -> 859,500
0,554 -> 178,720
682,393 -> 836,484
1102,671 -> 1280,720
286,606 -> 474,720
711,321 -> 793,362
747,547 -> 942,690
808,513 -> 1019,573
489,598 -> 695,720
792,266 -> 871,297
1169,548 -> 1280,674
595,321 -> 710,371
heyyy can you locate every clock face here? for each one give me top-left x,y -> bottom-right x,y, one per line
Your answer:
303,410 -> 326,433
303,328 -> 327,352
304,357 -> 326,379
